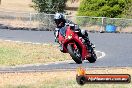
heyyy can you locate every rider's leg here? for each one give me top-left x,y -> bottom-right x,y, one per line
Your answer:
80,30 -> 95,52
54,28 -> 59,43
80,30 -> 91,45
54,27 -> 66,51
54,28 -> 63,51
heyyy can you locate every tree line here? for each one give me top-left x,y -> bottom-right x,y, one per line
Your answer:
32,0 -> 132,18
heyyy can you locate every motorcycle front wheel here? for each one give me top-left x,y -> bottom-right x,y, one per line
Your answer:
67,44 -> 82,64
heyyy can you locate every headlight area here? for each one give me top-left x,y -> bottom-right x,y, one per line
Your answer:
68,35 -> 72,39
66,34 -> 72,40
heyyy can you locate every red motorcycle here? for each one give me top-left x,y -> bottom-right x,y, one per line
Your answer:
58,24 -> 97,64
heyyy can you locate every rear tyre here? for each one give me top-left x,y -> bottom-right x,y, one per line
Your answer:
67,44 -> 82,64
88,47 -> 97,63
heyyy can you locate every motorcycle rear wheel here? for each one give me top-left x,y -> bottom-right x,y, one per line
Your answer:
67,44 -> 82,64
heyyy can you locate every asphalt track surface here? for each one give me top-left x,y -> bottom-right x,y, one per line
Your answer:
0,29 -> 132,72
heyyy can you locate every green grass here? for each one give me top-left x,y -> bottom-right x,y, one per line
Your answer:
3,85 -> 29,88
0,40 -> 70,66
3,78 -> 132,88
0,69 -> 132,88
40,81 -> 132,88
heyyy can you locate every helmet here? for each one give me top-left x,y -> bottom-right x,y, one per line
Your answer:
54,13 -> 66,28
54,13 -> 64,20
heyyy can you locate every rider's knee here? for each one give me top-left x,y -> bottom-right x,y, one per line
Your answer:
81,30 -> 88,37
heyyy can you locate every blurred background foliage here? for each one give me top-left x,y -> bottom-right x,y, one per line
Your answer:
32,0 -> 67,14
77,0 -> 132,18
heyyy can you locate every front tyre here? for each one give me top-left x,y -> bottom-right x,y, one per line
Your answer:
67,44 -> 82,64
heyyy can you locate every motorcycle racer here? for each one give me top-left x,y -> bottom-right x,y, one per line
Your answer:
54,13 -> 93,51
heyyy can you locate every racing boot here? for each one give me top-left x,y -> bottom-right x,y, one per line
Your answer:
55,37 -> 59,43
59,44 -> 63,52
